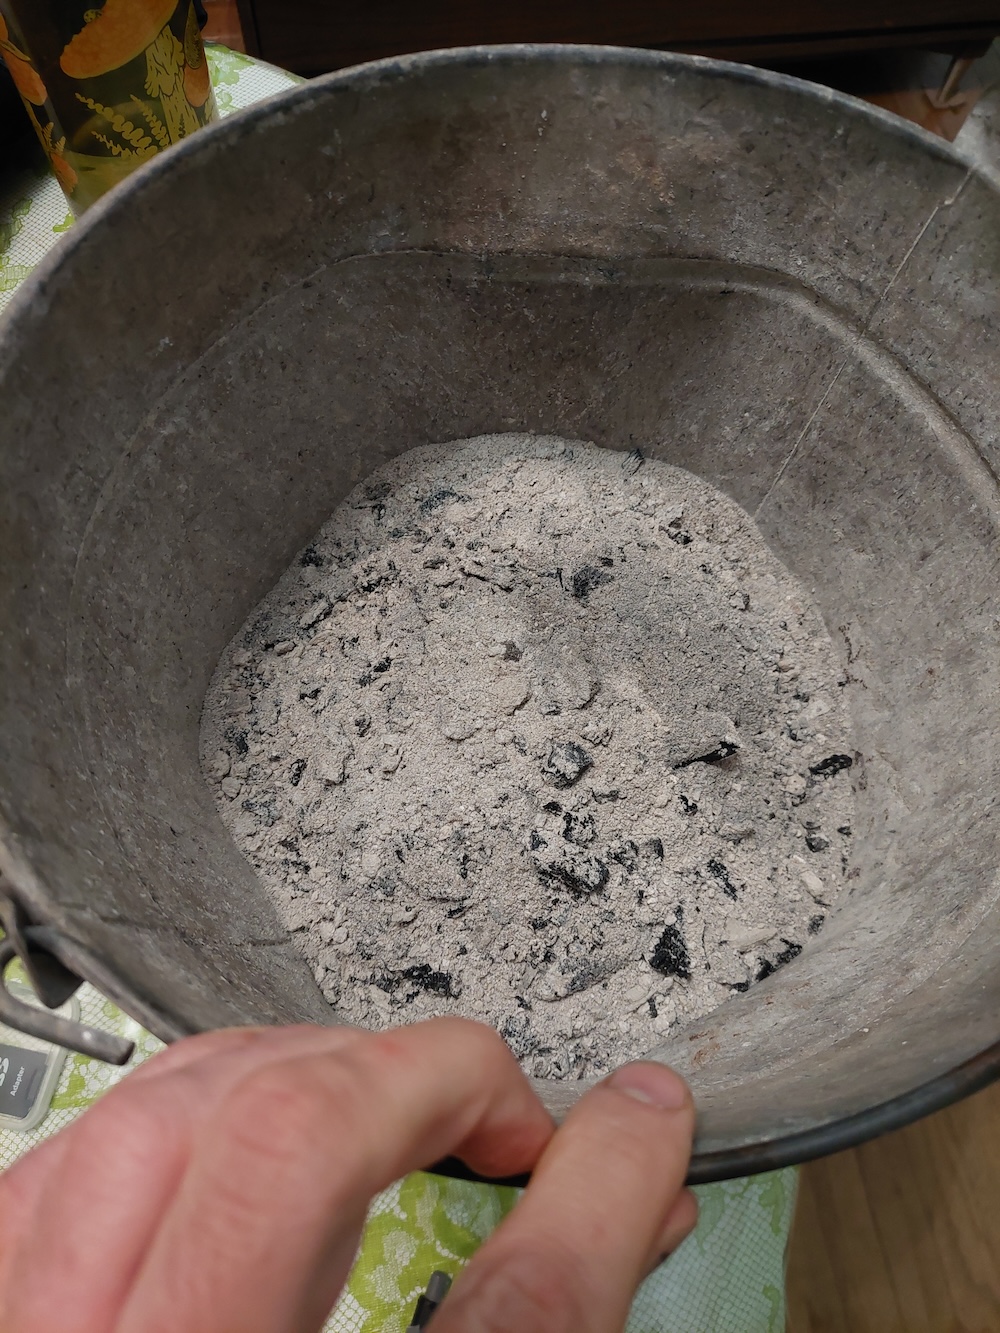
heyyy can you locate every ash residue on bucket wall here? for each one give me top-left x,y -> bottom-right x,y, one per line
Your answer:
201,435 -> 856,1079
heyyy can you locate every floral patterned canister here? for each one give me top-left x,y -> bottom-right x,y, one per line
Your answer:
0,1 -> 217,212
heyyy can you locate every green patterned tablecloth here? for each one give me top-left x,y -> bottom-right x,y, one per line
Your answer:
0,46 -> 797,1332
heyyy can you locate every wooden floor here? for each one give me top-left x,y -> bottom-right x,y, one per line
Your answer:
787,1080 -> 1000,1332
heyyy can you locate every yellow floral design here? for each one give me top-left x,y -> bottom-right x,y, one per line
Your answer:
339,1173 -> 520,1332
0,14 -> 47,105
47,1 -> 219,206
182,1 -> 212,107
60,0 -> 177,79
23,105 -> 79,193
75,92 -> 156,157
142,22 -> 200,140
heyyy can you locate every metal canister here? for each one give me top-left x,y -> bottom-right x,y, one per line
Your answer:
0,1 -> 217,212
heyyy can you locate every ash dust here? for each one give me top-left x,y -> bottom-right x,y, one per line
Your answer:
201,435 -> 855,1079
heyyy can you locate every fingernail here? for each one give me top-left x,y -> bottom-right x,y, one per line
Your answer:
607,1061 -> 689,1110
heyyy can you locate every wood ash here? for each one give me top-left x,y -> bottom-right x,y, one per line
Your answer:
201,434 -> 855,1079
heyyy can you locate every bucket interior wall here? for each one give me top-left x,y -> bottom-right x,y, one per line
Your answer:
2,50 -> 1000,1158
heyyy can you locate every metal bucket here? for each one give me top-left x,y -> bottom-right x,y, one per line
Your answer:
2,46 -> 999,1182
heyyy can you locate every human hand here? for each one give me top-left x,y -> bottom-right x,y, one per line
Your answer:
0,1018 -> 696,1333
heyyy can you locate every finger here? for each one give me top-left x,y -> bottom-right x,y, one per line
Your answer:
1,1024 -> 367,1333
642,1188 -> 699,1279
433,1060 -> 695,1333
0,1025 -> 339,1275
117,1018 -> 554,1333
0,1127 -> 73,1284
0,1025 -> 362,1236
658,1186 -> 699,1254
123,1025 -> 275,1082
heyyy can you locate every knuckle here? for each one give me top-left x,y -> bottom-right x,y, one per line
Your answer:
220,1054 -> 367,1166
361,1017 -> 509,1089
609,1117 -> 675,1175
223,1061 -> 323,1148
71,1083 -> 184,1170
582,1089 -> 691,1172
436,1017 -> 519,1075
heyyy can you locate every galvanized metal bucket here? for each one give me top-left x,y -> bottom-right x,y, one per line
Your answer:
2,46 -> 999,1181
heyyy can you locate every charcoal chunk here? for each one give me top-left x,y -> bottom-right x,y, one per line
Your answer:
570,565 -> 614,601
226,726 -> 249,755
500,1012 -> 539,1060
706,857 -> 739,899
561,809 -> 597,847
379,964 -> 457,999
674,739 -> 739,769
419,487 -> 458,514
649,924 -> 691,980
622,447 -> 644,476
543,741 -> 593,788
756,940 -> 802,981
610,840 -> 640,874
534,855 -> 610,897
809,753 -> 854,778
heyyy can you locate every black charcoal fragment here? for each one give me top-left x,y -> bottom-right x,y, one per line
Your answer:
674,739 -> 739,769
534,855 -> 610,897
570,565 -> 614,601
649,923 -> 691,980
561,809 -> 598,846
706,857 -> 739,900
419,488 -> 458,514
756,940 -> 802,981
809,753 -> 854,778
378,964 -> 457,998
543,741 -> 593,788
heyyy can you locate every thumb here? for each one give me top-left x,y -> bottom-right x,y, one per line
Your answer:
433,1061 -> 696,1333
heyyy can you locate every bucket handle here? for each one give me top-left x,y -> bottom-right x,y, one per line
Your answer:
0,893 -> 133,1064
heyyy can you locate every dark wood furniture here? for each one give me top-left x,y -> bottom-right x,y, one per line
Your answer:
235,1 -> 1000,78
